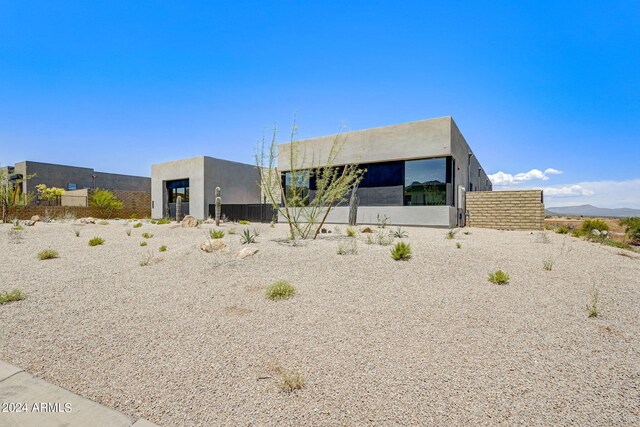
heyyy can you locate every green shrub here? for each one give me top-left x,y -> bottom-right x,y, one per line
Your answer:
620,217 -> 640,243
210,229 -> 225,239
488,270 -> 510,285
142,232 -> 153,239
240,229 -> 257,244
88,237 -> 105,246
150,219 -> 157,224
140,241 -> 147,246
580,219 -> 609,234
155,218 -> 171,225
37,248 -> 59,260
337,240 -> 358,255
239,220 -> 250,225
12,225 -> 24,231
390,242 -> 412,260
266,280 -> 296,300
446,229 -> 457,239
90,189 -> 124,219
97,220 -> 109,225
159,245 -> 167,252
555,226 -> 570,234
0,289 -> 25,305
456,242 -> 462,249
346,227 -> 357,237
133,222 -> 143,228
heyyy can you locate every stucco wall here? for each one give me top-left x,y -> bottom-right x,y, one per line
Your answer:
466,190 -> 544,230
281,206 -> 456,227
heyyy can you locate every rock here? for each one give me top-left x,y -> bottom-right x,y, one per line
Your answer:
237,247 -> 259,259
200,241 -> 213,253
601,230 -> 609,236
212,240 -> 227,252
80,217 -> 95,224
24,220 -> 35,226
181,215 -> 198,228
204,218 -> 215,224
591,229 -> 601,236
31,215 -> 41,222
321,228 -> 327,234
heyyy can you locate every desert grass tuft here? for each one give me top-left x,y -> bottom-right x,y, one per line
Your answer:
88,236 -> 105,246
0,289 -> 25,305
37,248 -> 59,260
488,270 -> 510,285
276,368 -> 305,393
266,280 -> 296,300
390,242 -> 412,260
210,229 -> 225,239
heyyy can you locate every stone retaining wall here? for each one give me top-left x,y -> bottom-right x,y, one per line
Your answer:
466,190 -> 544,230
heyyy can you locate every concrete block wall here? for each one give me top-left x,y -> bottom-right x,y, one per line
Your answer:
466,190 -> 544,230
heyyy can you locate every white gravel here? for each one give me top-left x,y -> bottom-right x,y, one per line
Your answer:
1,221 -> 639,426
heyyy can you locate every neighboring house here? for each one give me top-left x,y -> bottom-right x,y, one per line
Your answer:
4,161 -> 150,196
151,156 -> 261,220
277,116 -> 491,227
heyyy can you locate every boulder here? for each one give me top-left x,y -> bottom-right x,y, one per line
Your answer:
80,217 -> 95,224
31,215 -> 41,222
321,228 -> 327,234
212,240 -> 227,252
204,218 -> 215,224
24,220 -> 35,226
200,241 -> 213,253
591,229 -> 601,236
601,230 -> 609,236
181,215 -> 198,228
237,247 -> 259,259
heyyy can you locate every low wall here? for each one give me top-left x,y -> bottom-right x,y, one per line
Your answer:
15,190 -> 151,220
466,190 -> 544,230
280,206 -> 456,227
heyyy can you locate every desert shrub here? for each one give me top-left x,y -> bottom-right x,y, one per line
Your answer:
125,227 -> 132,236
88,237 -> 105,246
7,228 -> 24,243
580,219 -> 609,234
535,232 -> 551,244
98,220 -> 109,225
37,248 -> 59,260
277,369 -> 305,393
72,226 -> 80,237
240,229 -> 257,244
228,227 -> 237,235
337,240 -> 358,255
0,289 -> 25,304
139,241 -> 147,246
12,225 -> 24,231
360,226 -> 374,233
391,227 -> 408,238
543,257 -> 554,271
488,270 -> 510,285
456,242 -> 462,249
619,217 -> 640,243
266,280 -> 296,300
555,226 -> 570,234
139,250 -> 153,266
159,245 -> 167,252
446,229 -> 457,240
239,220 -> 250,225
544,224 -> 554,230
346,227 -> 357,237
590,236 -> 633,250
90,189 -> 124,219
587,287 -> 601,318
142,232 -> 153,239
155,218 -> 171,225
390,242 -> 412,261
376,213 -> 390,228
150,219 -> 157,224
210,230 -> 225,239
133,222 -> 143,228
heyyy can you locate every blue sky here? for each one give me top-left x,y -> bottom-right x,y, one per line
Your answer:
1,1 -> 639,207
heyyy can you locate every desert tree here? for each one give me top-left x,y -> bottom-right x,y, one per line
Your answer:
255,119 -> 364,240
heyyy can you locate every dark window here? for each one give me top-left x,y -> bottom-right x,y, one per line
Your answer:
283,171 -> 310,206
359,161 -> 404,187
404,158 -> 447,206
166,179 -> 189,203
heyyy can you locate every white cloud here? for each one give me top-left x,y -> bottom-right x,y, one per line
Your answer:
542,184 -> 594,197
489,168 -> 562,186
541,179 -> 640,209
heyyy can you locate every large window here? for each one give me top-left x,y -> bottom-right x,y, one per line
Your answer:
166,179 -> 189,203
404,158 -> 447,206
283,171 -> 310,206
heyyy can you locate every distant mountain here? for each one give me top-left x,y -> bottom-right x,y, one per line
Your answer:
546,204 -> 640,218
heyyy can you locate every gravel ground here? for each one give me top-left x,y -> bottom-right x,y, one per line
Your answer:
1,220 -> 639,426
